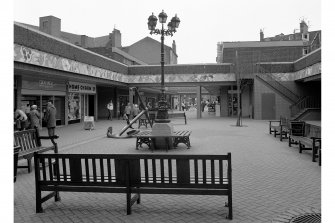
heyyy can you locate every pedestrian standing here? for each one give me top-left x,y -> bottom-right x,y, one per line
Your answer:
29,105 -> 41,129
14,108 -> 28,131
44,100 -> 57,136
107,100 -> 114,120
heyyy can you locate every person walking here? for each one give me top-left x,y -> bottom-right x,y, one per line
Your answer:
107,100 -> 114,120
44,100 -> 57,136
14,108 -> 28,131
29,105 -> 41,129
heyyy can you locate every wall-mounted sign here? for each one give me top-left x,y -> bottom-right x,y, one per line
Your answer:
68,81 -> 96,94
39,80 -> 54,88
21,77 -> 66,91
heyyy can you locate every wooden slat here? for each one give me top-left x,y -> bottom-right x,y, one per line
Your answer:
48,158 -> 53,181
85,158 -> 90,182
144,159 -> 149,183
194,159 -> 198,184
211,160 -> 215,184
152,159 -> 156,183
219,159 -> 223,184
41,158 -> 47,181
100,158 -> 104,183
62,158 -> 67,182
107,159 -> 112,182
160,159 -> 164,183
168,159 -> 172,183
92,158 -> 97,182
202,159 -> 206,184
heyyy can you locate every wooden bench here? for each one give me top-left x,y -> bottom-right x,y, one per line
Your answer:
288,121 -> 321,164
34,153 -> 233,219
135,130 -> 191,151
14,146 -> 20,182
14,127 -> 59,173
269,116 -> 290,141
168,111 -> 187,124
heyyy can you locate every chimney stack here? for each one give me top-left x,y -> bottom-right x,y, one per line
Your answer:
260,29 -> 264,41
300,20 -> 308,34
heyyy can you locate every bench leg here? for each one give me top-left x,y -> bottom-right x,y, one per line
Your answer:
126,192 -> 131,215
299,142 -> 303,153
35,186 -> 43,213
27,158 -> 32,173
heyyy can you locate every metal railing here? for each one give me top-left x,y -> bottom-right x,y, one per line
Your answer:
290,96 -> 321,118
255,66 -> 300,103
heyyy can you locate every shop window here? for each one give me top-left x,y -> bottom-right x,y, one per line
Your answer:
68,93 -> 81,124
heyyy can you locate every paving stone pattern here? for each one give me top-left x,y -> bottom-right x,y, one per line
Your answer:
14,113 -> 321,222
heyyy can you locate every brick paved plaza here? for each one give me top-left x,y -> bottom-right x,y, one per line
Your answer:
13,113 -> 321,222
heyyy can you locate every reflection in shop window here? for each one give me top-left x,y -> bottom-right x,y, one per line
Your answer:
68,93 -> 81,120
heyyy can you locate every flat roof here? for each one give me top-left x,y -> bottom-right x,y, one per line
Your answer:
222,40 -> 304,48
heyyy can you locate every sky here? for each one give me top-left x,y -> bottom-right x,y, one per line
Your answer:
13,0 -> 322,64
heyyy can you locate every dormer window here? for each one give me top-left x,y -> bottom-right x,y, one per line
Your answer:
302,33 -> 309,41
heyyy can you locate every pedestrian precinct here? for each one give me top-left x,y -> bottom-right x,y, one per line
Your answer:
44,100 -> 57,136
29,105 -> 40,129
107,100 -> 114,120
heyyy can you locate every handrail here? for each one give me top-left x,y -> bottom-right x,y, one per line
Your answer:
290,96 -> 321,117
256,66 -> 300,103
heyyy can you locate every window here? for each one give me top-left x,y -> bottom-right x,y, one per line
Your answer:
302,48 -> 308,55
302,33 -> 309,41
42,21 -> 48,29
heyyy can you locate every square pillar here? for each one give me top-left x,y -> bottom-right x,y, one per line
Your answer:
196,86 -> 202,119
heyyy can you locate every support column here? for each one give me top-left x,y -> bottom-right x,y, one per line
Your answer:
196,86 -> 202,119
129,88 -> 134,119
94,93 -> 98,121
178,94 -> 182,111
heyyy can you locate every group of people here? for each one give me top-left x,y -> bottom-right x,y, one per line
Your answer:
107,100 -> 141,129
14,100 -> 57,136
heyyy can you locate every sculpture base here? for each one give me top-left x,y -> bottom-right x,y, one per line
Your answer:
152,123 -> 174,150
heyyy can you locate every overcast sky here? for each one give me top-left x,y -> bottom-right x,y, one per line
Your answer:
13,0 -> 321,64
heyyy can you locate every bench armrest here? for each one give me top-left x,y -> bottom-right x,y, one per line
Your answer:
39,135 -> 59,140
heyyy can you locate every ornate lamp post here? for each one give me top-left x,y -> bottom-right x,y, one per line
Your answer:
147,10 -> 180,123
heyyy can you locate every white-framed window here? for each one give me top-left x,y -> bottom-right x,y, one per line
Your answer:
302,47 -> 308,55
302,33 -> 309,41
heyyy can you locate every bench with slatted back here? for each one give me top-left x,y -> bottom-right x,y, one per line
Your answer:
34,153 -> 233,219
288,121 -> 321,164
14,127 -> 58,173
269,116 -> 289,140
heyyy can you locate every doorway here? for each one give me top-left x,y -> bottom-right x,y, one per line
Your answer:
261,93 -> 275,119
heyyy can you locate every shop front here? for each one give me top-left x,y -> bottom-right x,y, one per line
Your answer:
19,76 -> 66,126
67,81 -> 96,124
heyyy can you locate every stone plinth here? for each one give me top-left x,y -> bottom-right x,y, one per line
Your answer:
152,123 -> 174,150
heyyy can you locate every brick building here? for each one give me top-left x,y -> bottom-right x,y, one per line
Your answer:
216,20 -> 321,120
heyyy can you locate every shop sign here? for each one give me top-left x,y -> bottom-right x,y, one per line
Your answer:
68,81 -> 96,94
39,80 -> 54,88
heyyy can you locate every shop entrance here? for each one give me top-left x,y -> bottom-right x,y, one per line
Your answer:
88,95 -> 95,116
